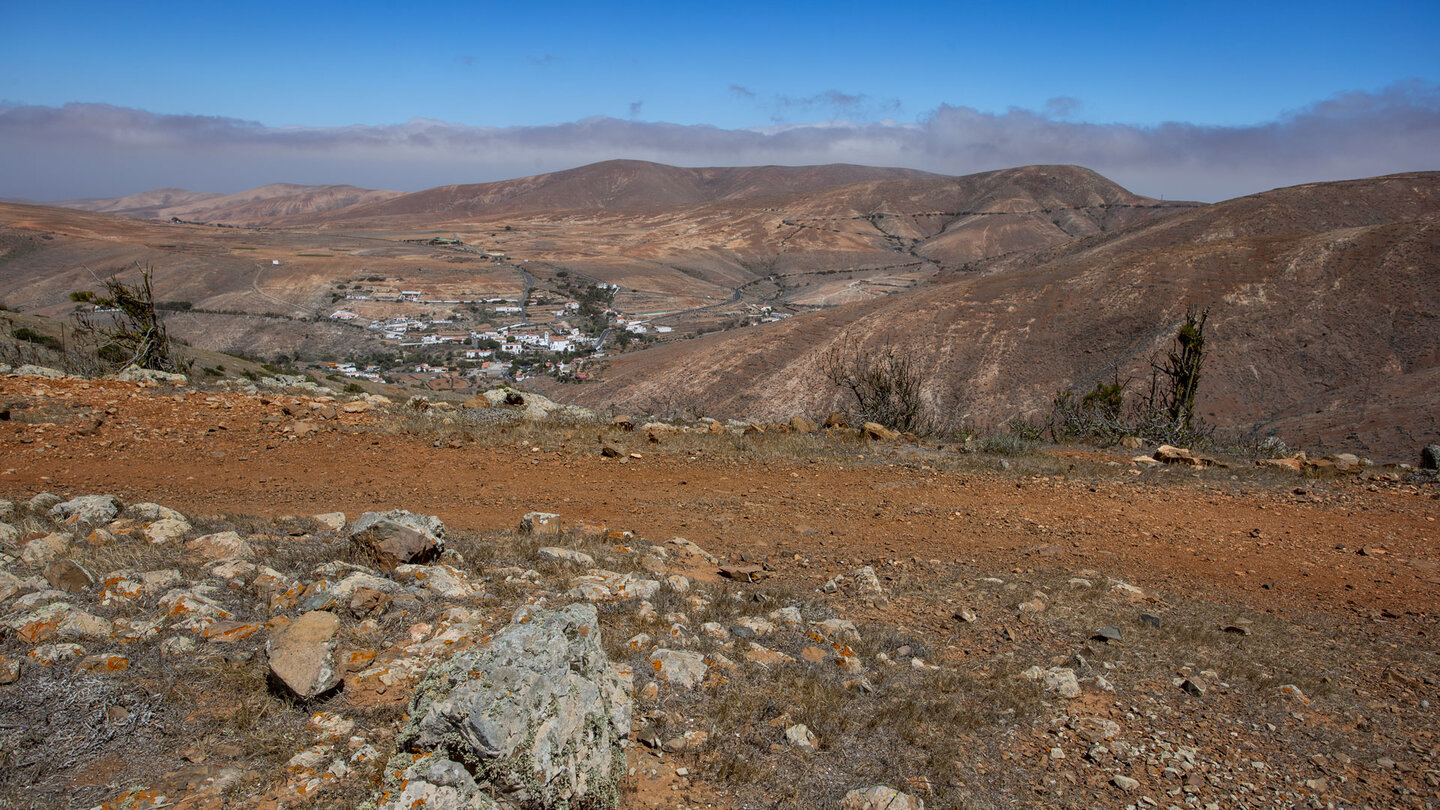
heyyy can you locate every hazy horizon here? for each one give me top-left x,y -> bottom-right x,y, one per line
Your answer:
2,0 -> 1437,203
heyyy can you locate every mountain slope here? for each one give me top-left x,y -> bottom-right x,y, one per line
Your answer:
542,172 -> 1440,461
293,160 -> 940,222
54,183 -> 403,225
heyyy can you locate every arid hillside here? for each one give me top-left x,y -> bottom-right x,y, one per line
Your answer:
53,183 -> 404,226
282,160 -> 941,223
544,172 -> 1440,462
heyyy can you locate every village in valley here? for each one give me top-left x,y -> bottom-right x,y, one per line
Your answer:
309,242 -> 666,394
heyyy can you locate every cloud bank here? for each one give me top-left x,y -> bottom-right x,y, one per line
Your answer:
2,81 -> 1436,202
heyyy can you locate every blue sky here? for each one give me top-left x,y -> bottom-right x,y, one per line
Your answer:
1,0 -> 1437,200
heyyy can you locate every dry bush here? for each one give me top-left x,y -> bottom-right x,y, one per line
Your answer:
820,334 -> 935,435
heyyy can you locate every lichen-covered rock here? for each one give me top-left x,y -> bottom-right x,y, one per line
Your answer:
267,610 -> 342,700
388,603 -> 629,809
377,753 -> 500,810
115,365 -> 187,384
124,502 -> 188,523
49,494 -> 123,526
348,510 -> 444,571
841,785 -> 925,810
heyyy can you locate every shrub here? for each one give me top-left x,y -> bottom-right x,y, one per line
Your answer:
70,267 -> 187,374
11,327 -> 61,351
820,334 -> 934,435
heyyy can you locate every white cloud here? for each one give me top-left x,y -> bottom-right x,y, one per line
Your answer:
2,81 -> 1436,201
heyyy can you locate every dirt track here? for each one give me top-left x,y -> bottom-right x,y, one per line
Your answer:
3,377 -> 1436,628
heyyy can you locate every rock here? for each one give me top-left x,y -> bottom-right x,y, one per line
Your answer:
811,618 -> 859,641
664,574 -> 690,593
744,643 -> 795,667
862,422 -> 901,441
840,785 -> 924,810
1278,683 -> 1311,705
185,531 -> 254,562
349,586 -> 393,617
21,532 -> 71,566
853,565 -> 882,595
266,610 -> 342,700
0,522 -> 17,548
1179,678 -> 1205,697
377,753 -> 501,810
538,546 -> 594,566
1092,625 -> 1122,643
735,616 -> 777,637
7,602 -> 110,642
50,494 -> 122,526
115,366 -> 186,384
348,510 -> 444,571
650,648 -> 708,689
770,606 -> 803,626
393,564 -> 476,600
1422,444 -> 1440,470
311,512 -> 346,531
0,655 -> 20,684
1071,716 -> 1121,742
784,723 -> 818,750
27,493 -> 64,514
668,536 -> 718,564
1153,445 -> 1217,468
1112,774 -> 1140,792
1023,666 -> 1082,699
393,603 -> 629,810
142,517 -> 191,544
14,364 -> 65,379
520,511 -> 562,535
29,643 -> 85,665
44,559 -> 95,593
718,563 -> 766,582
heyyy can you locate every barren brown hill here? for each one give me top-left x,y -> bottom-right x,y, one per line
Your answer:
285,159 -> 940,223
540,172 -> 1440,462
55,182 -> 403,225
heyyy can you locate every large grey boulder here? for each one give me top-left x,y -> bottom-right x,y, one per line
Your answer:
386,603 -> 630,809
348,510 -> 444,571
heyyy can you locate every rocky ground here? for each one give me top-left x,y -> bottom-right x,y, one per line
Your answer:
0,371 -> 1437,809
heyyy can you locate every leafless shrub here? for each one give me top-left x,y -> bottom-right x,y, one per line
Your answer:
819,333 -> 934,435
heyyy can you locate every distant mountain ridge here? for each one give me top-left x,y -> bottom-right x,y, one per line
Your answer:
54,183 -> 403,225
287,159 -> 943,223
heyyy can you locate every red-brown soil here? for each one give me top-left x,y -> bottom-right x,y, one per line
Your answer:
3,376 -> 1435,628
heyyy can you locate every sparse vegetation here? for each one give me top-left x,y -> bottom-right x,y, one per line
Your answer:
1047,307 -> 1214,447
820,334 -> 933,435
69,266 -> 188,374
